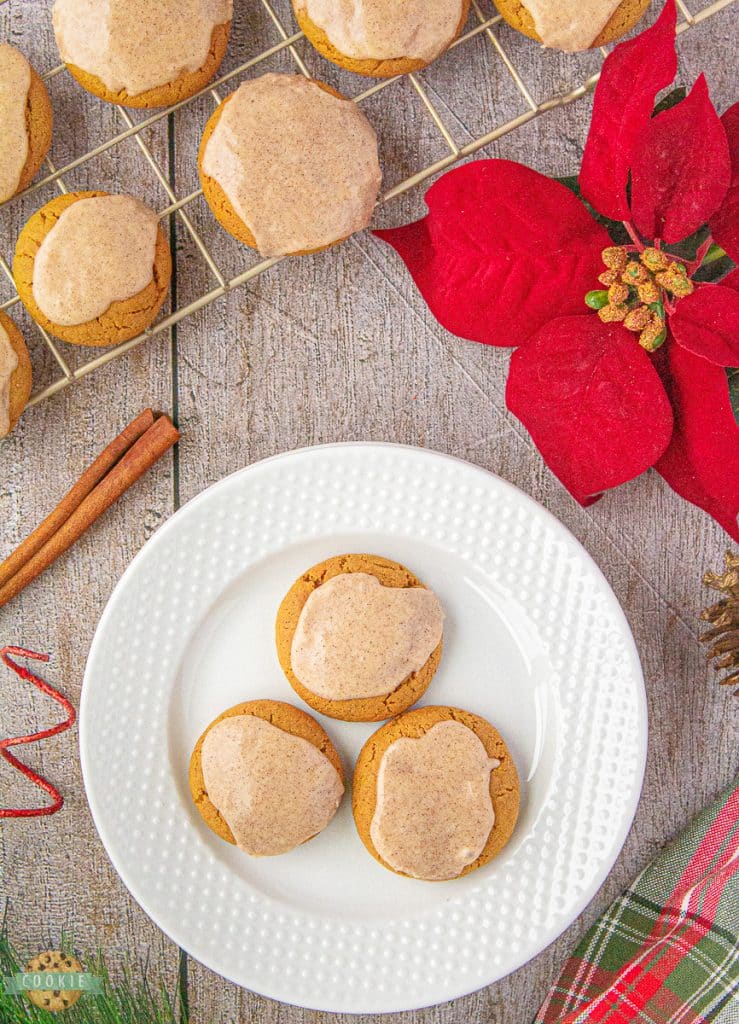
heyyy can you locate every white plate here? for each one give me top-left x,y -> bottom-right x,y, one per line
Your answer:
80,443 -> 646,1013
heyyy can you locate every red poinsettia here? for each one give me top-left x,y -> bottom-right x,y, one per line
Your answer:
375,0 -> 739,541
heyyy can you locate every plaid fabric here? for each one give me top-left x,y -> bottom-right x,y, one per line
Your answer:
536,778 -> 739,1024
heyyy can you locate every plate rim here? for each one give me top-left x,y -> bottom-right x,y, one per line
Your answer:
80,441 -> 648,1013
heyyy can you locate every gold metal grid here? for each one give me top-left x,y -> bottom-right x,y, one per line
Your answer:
0,0 -> 734,409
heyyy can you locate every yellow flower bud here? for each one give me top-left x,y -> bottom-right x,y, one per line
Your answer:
599,303 -> 628,323
608,282 -> 630,306
624,305 -> 653,331
637,280 -> 661,304
622,261 -> 651,286
602,246 -> 629,271
656,263 -> 694,297
639,314 -> 667,351
640,247 -> 670,273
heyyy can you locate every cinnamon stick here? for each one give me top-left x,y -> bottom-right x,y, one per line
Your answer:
0,409 -> 154,588
0,413 -> 179,610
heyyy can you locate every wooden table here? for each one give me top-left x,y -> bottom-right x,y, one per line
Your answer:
1,1 -> 736,1020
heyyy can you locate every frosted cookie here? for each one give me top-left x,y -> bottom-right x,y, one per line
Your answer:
276,554 -> 444,722
0,44 -> 53,203
353,706 -> 520,880
52,0 -> 232,108
494,0 -> 651,50
0,312 -> 33,440
13,191 -> 171,347
293,0 -> 470,77
199,74 -> 382,256
189,699 -> 345,855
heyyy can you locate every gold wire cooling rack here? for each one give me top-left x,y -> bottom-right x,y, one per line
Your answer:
0,0 -> 734,409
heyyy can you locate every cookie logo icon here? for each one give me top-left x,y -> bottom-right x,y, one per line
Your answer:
24,951 -> 84,1012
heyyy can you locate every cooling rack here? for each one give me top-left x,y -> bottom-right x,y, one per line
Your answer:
0,0 -> 734,410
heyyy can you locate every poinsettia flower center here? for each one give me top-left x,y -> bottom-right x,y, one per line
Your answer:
585,244 -> 695,351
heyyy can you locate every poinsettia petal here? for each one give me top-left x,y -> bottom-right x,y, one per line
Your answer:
655,342 -> 739,541
579,0 -> 677,222
708,102 -> 739,262
670,284 -> 739,365
630,75 -> 731,244
720,267 -> 739,292
505,316 -> 673,504
374,160 -> 611,348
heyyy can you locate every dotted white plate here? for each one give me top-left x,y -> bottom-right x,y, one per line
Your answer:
80,443 -> 647,1013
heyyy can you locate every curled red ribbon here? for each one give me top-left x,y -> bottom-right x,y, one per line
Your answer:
0,646 -> 76,817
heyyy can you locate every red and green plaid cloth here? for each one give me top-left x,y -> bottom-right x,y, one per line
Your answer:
536,777 -> 739,1024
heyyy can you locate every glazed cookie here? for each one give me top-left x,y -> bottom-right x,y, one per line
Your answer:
276,554 -> 444,722
0,312 -> 33,440
293,0 -> 470,77
494,0 -> 651,51
25,951 -> 83,1012
13,191 -> 171,347
0,44 -> 53,203
52,0 -> 232,108
199,73 -> 381,256
353,705 -> 520,880
189,699 -> 345,855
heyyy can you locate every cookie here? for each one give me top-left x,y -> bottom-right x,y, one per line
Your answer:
198,74 -> 381,257
353,705 -> 520,880
0,311 -> 33,439
189,699 -> 345,848
293,0 -> 471,78
25,951 -> 83,1012
275,554 -> 444,722
0,44 -> 53,204
52,0 -> 232,108
13,191 -> 171,348
494,0 -> 651,50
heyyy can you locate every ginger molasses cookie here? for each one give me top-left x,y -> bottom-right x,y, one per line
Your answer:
0,44 -> 53,204
0,311 -> 33,440
353,705 -> 520,880
52,0 -> 232,108
189,699 -> 345,855
293,0 -> 470,77
13,191 -> 171,348
494,0 -> 651,51
276,554 -> 444,722
199,73 -> 381,257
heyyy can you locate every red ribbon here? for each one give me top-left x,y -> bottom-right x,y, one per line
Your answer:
0,646 -> 76,817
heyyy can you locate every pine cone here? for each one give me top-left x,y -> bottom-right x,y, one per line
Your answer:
700,552 -> 739,695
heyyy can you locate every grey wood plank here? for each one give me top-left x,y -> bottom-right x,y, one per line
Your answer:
0,0 -> 180,994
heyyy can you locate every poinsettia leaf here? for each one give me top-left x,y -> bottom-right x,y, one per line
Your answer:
708,102 -> 739,262
374,161 -> 612,348
728,369 -> 739,424
670,284 -> 739,365
694,249 -> 735,285
721,269 -> 739,423
652,86 -> 686,118
655,342 -> 739,541
505,316 -> 673,504
579,0 -> 677,222
557,176 -> 631,243
630,75 -> 731,244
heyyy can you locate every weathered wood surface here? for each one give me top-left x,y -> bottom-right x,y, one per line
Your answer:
1,1 -> 737,1022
